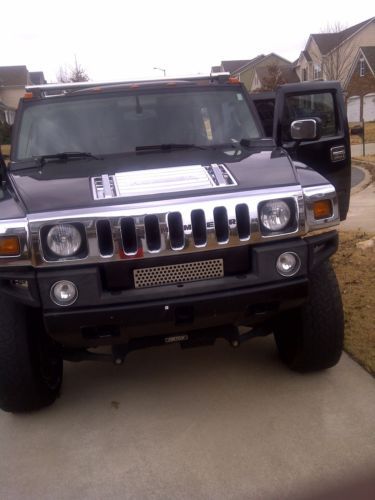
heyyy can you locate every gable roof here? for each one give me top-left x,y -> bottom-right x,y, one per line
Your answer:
29,71 -> 47,85
0,65 -> 29,86
311,17 -> 375,55
361,46 -> 375,74
234,53 -> 292,74
221,59 -> 254,73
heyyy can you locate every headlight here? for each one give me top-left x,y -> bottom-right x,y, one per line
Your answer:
260,200 -> 291,231
47,224 -> 82,257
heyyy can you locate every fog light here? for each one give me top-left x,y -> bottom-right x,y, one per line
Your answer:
276,252 -> 301,277
50,280 -> 78,306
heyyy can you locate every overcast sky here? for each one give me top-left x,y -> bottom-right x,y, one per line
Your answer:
2,1 -> 374,83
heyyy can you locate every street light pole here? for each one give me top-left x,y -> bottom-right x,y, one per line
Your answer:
153,67 -> 166,77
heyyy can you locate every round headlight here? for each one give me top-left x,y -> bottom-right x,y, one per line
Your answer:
50,280 -> 78,306
260,200 -> 291,231
47,224 -> 82,257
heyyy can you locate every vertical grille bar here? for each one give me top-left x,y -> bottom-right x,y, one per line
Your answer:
120,217 -> 138,254
144,215 -> 161,252
191,209 -> 207,246
235,203 -> 251,240
96,220 -> 114,256
167,212 -> 185,250
213,206 -> 229,243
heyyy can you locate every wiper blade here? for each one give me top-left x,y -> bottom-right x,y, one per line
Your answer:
135,143 -> 208,152
34,152 -> 101,166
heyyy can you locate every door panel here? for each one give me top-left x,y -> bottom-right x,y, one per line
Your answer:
273,82 -> 351,220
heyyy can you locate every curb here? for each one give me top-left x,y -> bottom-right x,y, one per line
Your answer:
350,163 -> 372,195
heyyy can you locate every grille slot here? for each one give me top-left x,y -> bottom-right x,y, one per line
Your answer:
121,217 -> 138,254
235,203 -> 251,240
96,220 -> 114,256
213,206 -> 229,243
167,212 -> 185,250
144,215 -> 161,252
134,259 -> 224,288
191,209 -> 207,246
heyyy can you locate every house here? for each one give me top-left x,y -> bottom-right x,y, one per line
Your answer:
295,17 -> 375,88
346,46 -> 375,122
0,66 -> 46,125
212,53 -> 298,92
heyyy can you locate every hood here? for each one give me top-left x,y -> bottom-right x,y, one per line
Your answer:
9,147 -> 298,214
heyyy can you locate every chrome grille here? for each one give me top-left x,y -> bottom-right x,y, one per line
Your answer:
133,259 -> 224,288
28,186 -> 308,267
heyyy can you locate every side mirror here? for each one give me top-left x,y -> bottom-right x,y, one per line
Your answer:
290,118 -> 321,141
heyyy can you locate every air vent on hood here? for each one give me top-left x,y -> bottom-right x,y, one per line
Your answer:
91,165 -> 237,200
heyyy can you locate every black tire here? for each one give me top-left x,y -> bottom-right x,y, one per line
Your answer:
274,260 -> 344,372
0,294 -> 63,412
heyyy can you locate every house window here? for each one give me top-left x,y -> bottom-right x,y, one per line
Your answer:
314,64 -> 322,80
302,68 -> 307,81
359,58 -> 365,77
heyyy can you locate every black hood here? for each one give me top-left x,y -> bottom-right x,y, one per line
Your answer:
9,147 -> 298,214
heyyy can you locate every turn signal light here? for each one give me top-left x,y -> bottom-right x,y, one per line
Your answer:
228,76 -> 240,84
0,236 -> 20,256
313,200 -> 333,220
23,92 -> 34,99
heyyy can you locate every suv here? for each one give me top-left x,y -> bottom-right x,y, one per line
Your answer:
0,75 -> 351,412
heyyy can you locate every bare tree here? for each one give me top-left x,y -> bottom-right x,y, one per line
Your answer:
319,22 -> 356,83
57,56 -> 89,83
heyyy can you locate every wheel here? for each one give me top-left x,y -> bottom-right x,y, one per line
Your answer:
273,260 -> 344,372
0,294 -> 63,412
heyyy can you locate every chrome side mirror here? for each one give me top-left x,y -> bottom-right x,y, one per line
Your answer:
290,119 -> 320,141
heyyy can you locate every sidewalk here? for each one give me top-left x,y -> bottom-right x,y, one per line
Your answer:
340,162 -> 375,232
351,142 -> 375,156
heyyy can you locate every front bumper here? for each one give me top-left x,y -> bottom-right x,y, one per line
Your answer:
0,231 -> 338,347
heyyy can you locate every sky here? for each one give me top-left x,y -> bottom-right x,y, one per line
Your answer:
1,1 -> 374,83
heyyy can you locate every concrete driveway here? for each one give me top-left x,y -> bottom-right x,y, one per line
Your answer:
1,337 -> 374,500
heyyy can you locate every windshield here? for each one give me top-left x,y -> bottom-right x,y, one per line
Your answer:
15,88 -> 261,160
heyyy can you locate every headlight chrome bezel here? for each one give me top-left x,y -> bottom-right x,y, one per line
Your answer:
41,223 -> 87,261
258,198 -> 297,235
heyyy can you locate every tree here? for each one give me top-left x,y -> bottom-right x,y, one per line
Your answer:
319,22 -> 356,83
57,56 -> 89,83
257,63 -> 286,92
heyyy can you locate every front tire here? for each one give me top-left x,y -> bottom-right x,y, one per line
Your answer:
274,260 -> 344,372
0,295 -> 63,412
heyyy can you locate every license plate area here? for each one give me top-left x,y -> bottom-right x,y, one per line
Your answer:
133,259 -> 224,289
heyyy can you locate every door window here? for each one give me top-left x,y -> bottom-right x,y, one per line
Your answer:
283,92 -> 337,140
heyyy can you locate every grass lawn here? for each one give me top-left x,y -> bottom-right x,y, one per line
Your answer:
332,231 -> 375,375
350,121 -> 375,145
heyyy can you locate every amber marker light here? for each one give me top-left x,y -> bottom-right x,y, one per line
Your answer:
313,200 -> 333,220
0,236 -> 21,256
228,76 -> 240,84
23,92 -> 34,99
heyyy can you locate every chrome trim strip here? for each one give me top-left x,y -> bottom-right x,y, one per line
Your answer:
0,183 -> 340,270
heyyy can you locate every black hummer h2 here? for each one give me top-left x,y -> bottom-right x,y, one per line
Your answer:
0,74 -> 351,412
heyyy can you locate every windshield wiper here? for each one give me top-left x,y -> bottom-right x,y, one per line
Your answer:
135,143 -> 208,152
34,152 -> 102,166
